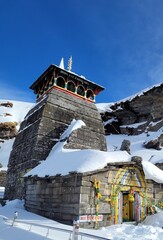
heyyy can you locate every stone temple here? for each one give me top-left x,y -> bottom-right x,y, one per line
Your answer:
5,61 -> 107,200
5,61 -> 163,229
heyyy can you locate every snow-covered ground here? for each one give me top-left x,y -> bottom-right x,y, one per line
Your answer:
0,200 -> 163,240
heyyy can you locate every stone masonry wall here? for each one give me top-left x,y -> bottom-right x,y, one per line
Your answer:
25,170 -> 111,228
5,88 -> 107,200
25,174 -> 82,225
0,170 -> 7,187
79,170 -> 111,229
24,164 -> 163,229
146,180 -> 163,207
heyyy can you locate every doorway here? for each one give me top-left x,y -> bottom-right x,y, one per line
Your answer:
122,192 -> 135,222
117,191 -> 142,223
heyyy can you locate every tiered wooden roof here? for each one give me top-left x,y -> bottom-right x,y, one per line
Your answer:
30,64 -> 105,102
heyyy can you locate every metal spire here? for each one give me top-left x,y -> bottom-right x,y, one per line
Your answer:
59,57 -> 65,69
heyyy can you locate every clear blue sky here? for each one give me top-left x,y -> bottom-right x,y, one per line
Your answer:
0,0 -> 163,103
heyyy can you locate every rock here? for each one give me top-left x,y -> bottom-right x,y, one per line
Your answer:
147,120 -> 163,132
0,101 -> 13,108
0,122 -> 18,139
100,83 -> 163,135
131,156 -> 142,165
144,139 -> 162,150
120,139 -> 131,154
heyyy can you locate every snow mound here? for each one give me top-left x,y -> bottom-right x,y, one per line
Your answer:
143,211 -> 163,228
5,199 -> 25,210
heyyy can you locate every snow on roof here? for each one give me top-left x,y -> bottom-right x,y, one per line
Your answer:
24,119 -> 163,184
25,119 -> 130,177
25,148 -> 130,177
142,161 -> 163,184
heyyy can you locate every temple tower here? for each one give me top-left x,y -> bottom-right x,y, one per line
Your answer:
5,62 -> 107,199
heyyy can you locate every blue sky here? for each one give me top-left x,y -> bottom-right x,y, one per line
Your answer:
0,0 -> 163,103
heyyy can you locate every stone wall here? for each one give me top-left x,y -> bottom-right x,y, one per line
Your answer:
24,169 -> 111,228
0,170 -> 7,187
25,174 -> 82,224
5,88 -> 107,200
146,180 -> 163,207
80,170 -> 111,228
25,163 -> 160,229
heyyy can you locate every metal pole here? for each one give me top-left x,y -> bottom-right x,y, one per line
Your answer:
46,228 -> 49,238
29,224 -> 32,231
72,220 -> 79,240
12,211 -> 18,226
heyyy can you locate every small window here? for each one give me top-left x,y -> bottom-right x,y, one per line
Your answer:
67,81 -> 75,92
77,85 -> 85,96
86,89 -> 94,100
57,77 -> 65,88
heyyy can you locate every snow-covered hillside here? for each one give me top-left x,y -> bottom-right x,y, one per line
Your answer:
0,100 -> 33,168
0,100 -> 33,125
96,82 -> 163,111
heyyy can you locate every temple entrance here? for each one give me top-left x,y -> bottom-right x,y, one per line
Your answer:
112,165 -> 146,224
122,192 -> 135,222
118,191 -> 141,223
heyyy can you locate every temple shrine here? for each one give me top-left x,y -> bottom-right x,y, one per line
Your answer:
30,59 -> 104,103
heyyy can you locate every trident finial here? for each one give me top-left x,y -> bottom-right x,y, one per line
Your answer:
67,56 -> 72,71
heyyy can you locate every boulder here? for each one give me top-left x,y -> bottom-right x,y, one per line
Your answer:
0,122 -> 17,139
0,101 -> 13,108
120,139 -> 131,154
144,139 -> 161,150
131,156 -> 142,165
